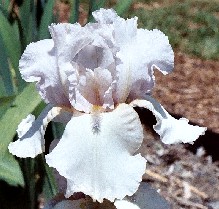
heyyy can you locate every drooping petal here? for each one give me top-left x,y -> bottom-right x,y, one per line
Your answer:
130,95 -> 207,144
8,106 -> 63,158
114,200 -> 140,209
19,40 -> 70,106
46,104 -> 146,202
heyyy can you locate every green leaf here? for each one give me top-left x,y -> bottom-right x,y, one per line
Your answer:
52,122 -> 65,139
0,95 -> 16,118
18,0 -> 31,49
0,10 -> 20,71
19,1 -> 31,36
0,0 -> 10,11
0,83 -> 41,157
42,162 -> 58,200
0,3 -> 10,19
0,152 -> 24,186
114,0 -> 133,16
0,84 -> 41,186
69,0 -> 80,23
39,0 -> 55,39
0,32 -> 14,96
0,95 -> 15,106
0,76 -> 6,96
0,10 -> 25,91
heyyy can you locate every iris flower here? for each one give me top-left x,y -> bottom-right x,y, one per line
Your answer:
8,8 -> 206,206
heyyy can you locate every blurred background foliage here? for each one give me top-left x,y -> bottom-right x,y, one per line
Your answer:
0,0 -> 218,208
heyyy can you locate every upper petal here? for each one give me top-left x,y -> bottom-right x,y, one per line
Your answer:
49,23 -> 93,64
46,104 -> 146,202
136,29 -> 174,75
114,23 -> 174,102
130,95 -> 206,144
19,39 -> 70,106
92,8 -> 118,24
68,67 -> 115,113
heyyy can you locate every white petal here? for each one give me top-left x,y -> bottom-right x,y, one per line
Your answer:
68,67 -> 115,113
20,40 -> 70,106
136,29 -> 174,75
114,23 -> 174,102
115,200 -> 140,209
49,23 -> 116,112
130,95 -> 207,144
92,8 -> 118,24
114,17 -> 138,46
74,44 -> 114,70
49,23 -> 93,61
16,114 -> 35,138
49,23 -> 93,72
8,106 -> 62,158
49,23 -> 93,104
46,104 -> 146,202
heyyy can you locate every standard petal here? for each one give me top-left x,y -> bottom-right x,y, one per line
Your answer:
130,95 -> 207,144
68,67 -> 115,113
46,104 -> 146,202
136,29 -> 174,75
114,21 -> 174,102
19,39 -> 70,106
49,23 -> 93,72
49,23 -> 116,112
49,23 -> 93,60
92,8 -> 118,24
8,106 -> 63,158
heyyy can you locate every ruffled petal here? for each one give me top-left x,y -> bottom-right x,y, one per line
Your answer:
46,104 -> 146,202
19,40 -> 70,106
8,106 -> 62,158
113,18 -> 174,102
68,67 -> 115,113
92,8 -> 118,24
49,23 -> 93,104
130,95 -> 207,144
49,23 -> 93,61
73,44 -> 115,70
136,29 -> 174,75
49,23 -> 117,113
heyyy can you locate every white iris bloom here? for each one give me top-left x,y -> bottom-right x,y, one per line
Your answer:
8,8 -> 206,206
